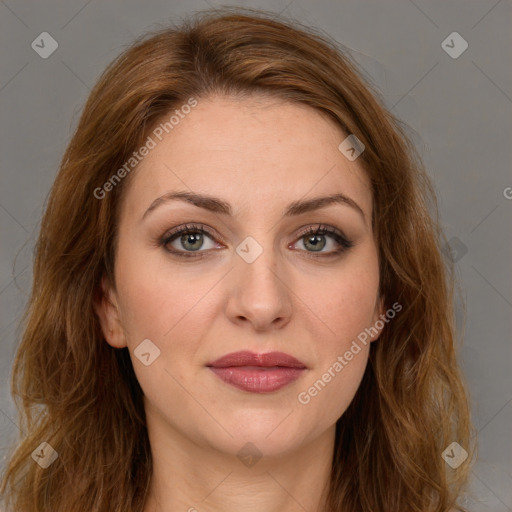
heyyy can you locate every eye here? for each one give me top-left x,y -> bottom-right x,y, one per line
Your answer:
291,224 -> 353,257
160,223 -> 220,257
159,223 -> 353,259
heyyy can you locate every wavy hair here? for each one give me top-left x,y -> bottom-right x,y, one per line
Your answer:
0,7 -> 475,511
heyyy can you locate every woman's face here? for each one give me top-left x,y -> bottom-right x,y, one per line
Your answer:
98,94 -> 383,459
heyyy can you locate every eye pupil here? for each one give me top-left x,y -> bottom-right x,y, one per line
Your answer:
182,232 -> 203,251
304,234 -> 326,252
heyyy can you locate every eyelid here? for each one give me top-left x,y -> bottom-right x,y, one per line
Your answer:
295,223 -> 348,240
161,223 -> 224,245
159,222 -> 353,256
291,224 -> 354,254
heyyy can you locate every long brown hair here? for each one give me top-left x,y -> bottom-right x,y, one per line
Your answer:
0,7 -> 475,511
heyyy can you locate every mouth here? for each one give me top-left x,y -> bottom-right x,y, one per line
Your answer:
206,351 -> 307,393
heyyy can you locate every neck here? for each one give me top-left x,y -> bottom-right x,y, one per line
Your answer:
143,415 -> 335,512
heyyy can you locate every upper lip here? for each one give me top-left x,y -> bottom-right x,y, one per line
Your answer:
207,351 -> 306,369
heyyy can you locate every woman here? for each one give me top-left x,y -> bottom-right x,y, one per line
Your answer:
0,7 -> 474,511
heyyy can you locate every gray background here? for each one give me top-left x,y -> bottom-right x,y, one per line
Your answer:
0,0 -> 511,510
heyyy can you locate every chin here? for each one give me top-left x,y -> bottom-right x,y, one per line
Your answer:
216,414 -> 312,458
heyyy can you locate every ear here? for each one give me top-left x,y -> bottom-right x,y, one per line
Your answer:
369,294 -> 386,343
93,275 -> 127,349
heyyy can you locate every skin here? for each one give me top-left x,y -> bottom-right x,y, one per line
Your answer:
95,94 -> 384,512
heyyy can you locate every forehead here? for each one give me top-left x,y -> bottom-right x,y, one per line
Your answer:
121,94 -> 372,224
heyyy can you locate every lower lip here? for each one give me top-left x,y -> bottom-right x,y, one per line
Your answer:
208,366 -> 305,393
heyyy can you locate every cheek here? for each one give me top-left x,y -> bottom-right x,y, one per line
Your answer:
295,252 -> 378,411
296,274 -> 375,427
301,257 -> 379,344
115,268 -> 215,404
113,242 -> 217,343
301,347 -> 369,431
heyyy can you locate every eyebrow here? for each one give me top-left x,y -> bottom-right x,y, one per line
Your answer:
142,191 -> 365,221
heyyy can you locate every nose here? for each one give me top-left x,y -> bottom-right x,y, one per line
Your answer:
224,242 -> 293,332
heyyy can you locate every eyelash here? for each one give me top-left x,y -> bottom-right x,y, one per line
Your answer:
159,223 -> 354,259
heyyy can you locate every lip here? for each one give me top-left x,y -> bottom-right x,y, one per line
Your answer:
206,351 -> 307,393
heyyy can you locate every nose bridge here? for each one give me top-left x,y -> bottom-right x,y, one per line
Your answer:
226,232 -> 292,329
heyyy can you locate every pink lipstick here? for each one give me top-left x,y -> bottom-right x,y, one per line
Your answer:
207,351 -> 306,393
